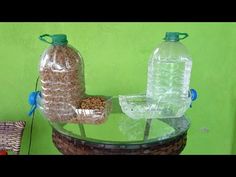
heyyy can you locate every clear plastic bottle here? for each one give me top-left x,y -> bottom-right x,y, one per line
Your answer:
146,32 -> 192,117
36,34 -> 112,124
39,34 -> 85,122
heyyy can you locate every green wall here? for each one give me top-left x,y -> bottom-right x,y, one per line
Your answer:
0,22 -> 236,154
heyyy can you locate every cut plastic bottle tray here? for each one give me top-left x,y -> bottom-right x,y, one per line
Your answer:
38,96 -> 113,124
119,94 -> 191,120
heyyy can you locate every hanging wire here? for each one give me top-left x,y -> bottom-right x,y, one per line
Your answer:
28,76 -> 39,155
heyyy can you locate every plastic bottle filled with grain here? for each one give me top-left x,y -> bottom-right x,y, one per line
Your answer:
39,34 -> 85,122
38,34 -> 112,124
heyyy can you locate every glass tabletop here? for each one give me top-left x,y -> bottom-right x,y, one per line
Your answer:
49,97 -> 190,145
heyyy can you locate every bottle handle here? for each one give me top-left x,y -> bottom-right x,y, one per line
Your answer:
179,33 -> 189,40
39,34 -> 53,44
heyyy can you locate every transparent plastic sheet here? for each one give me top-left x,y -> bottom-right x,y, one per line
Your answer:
39,44 -> 112,124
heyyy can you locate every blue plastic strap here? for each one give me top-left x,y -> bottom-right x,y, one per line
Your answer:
28,105 -> 37,116
189,88 -> 197,108
190,89 -> 197,101
28,91 -> 40,117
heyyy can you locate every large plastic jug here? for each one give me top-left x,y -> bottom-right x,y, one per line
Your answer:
146,32 -> 192,117
29,34 -> 112,124
39,34 -> 85,122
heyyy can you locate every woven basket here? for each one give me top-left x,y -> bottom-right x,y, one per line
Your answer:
0,121 -> 26,155
52,128 -> 187,155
